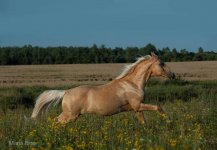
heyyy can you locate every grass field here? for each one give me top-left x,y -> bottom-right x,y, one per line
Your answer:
0,62 -> 217,149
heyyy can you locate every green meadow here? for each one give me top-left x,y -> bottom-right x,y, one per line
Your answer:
0,79 -> 216,149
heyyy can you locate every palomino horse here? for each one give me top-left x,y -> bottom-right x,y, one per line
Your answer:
31,53 -> 175,124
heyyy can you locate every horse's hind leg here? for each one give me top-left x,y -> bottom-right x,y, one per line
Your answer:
57,113 -> 69,123
56,98 -> 80,124
57,112 -> 79,123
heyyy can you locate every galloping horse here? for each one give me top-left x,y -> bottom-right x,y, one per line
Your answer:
31,53 -> 175,124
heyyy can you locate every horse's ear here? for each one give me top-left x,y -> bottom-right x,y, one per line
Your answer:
151,52 -> 158,58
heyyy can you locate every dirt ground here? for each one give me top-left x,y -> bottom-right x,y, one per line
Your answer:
0,61 -> 216,87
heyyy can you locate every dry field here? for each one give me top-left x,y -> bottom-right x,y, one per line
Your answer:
0,61 -> 216,87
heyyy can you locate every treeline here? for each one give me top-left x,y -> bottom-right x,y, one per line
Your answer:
0,44 -> 216,65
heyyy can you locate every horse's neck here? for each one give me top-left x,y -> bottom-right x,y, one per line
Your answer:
123,61 -> 153,89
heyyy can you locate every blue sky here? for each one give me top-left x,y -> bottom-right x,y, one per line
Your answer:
0,0 -> 217,51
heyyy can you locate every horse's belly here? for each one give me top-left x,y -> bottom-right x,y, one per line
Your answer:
85,99 -> 125,116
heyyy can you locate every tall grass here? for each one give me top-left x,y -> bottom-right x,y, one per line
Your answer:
0,80 -> 216,149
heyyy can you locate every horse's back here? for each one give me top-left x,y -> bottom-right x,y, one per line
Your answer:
64,85 -> 94,100
62,82 -> 127,115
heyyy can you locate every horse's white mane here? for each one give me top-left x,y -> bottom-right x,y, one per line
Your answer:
116,55 -> 152,79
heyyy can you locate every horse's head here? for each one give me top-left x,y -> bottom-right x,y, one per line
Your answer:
150,52 -> 175,79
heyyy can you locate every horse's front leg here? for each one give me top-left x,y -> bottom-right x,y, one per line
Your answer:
120,104 -> 145,124
134,112 -> 145,124
137,103 -> 166,114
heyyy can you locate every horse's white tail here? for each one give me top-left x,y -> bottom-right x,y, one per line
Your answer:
31,90 -> 66,118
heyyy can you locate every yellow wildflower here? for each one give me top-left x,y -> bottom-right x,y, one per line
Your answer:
160,113 -> 167,118
169,139 -> 177,147
65,146 -> 74,150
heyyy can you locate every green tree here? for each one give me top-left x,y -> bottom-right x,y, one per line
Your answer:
143,43 -> 157,55
198,47 -> 204,53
